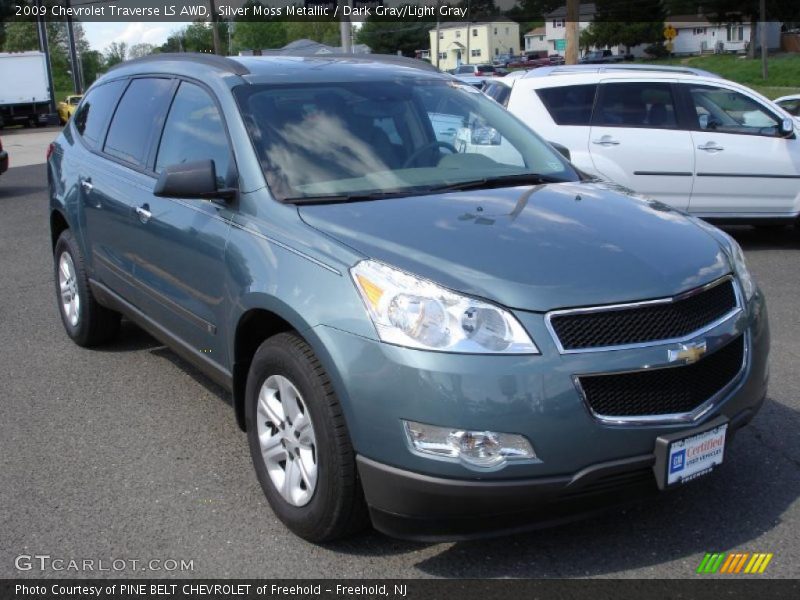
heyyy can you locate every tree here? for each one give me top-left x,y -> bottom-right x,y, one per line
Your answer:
80,50 -> 105,86
356,18 -> 429,56
581,0 -> 666,53
128,43 -> 156,59
284,22 -> 340,46
456,0 -> 500,21
105,42 -> 128,67
232,22 -> 287,52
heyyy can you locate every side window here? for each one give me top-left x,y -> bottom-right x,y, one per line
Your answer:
687,85 -> 782,136
484,83 -> 511,107
73,80 -> 126,148
536,84 -> 597,126
778,99 -> 800,117
156,82 -> 231,186
593,82 -> 677,129
104,78 -> 174,167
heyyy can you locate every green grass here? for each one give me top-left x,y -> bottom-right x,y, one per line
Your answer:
637,53 -> 800,98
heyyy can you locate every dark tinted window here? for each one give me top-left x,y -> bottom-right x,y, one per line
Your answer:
593,82 -> 677,129
778,99 -> 800,116
104,78 -> 173,167
484,82 -> 511,107
537,84 -> 597,125
156,82 -> 231,186
73,80 -> 126,148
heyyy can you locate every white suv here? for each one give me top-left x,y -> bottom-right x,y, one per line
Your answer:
485,66 -> 800,225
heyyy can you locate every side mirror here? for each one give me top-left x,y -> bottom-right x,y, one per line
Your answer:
550,141 -> 571,161
779,117 -> 794,136
153,159 -> 236,201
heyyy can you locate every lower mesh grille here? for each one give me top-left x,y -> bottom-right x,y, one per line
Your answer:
578,335 -> 744,418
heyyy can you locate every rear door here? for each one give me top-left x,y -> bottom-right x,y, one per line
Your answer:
680,83 -> 800,217
85,77 -> 175,303
588,79 -> 694,210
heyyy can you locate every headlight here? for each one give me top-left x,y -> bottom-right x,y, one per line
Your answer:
728,236 -> 756,301
692,218 -> 756,301
351,260 -> 538,354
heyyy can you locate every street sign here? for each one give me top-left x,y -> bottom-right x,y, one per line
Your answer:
664,25 -> 677,41
555,39 -> 566,51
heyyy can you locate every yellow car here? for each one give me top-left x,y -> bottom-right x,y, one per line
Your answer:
57,95 -> 83,125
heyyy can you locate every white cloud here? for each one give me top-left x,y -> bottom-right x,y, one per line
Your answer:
84,22 -> 177,52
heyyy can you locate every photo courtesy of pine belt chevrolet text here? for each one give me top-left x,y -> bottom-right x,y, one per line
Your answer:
47,53 -> 770,542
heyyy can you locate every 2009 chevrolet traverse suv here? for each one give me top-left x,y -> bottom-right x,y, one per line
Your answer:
48,54 -> 769,542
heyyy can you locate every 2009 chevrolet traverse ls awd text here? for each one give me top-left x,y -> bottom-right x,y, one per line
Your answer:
48,54 -> 769,542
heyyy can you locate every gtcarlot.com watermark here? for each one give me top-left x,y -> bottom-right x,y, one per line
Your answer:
15,554 -> 194,573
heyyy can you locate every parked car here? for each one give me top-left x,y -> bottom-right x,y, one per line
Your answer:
492,53 -> 517,68
48,53 -> 769,542
453,63 -> 498,77
579,49 -> 626,64
490,66 -> 800,225
507,53 -> 553,69
57,94 -> 83,125
0,134 -> 8,176
774,94 -> 800,123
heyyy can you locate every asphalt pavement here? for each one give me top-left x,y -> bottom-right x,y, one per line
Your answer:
1,162 -> 798,579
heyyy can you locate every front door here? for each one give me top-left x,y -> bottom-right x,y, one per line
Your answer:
588,80 -> 695,210
134,80 -> 235,364
681,83 -> 800,217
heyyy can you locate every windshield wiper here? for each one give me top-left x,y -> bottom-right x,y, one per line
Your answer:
430,173 -> 564,192
282,189 -> 422,205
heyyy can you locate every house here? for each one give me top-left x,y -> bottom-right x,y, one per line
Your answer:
241,39 -> 371,56
665,17 -> 781,55
429,20 -> 520,71
524,27 -> 548,53
544,3 -> 598,56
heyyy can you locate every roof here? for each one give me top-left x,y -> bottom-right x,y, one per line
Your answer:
514,64 -> 722,82
525,27 -> 546,37
101,53 -> 440,87
544,3 -> 597,19
430,19 -> 518,32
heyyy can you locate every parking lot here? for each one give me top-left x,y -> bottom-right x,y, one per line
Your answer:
0,135 -> 798,578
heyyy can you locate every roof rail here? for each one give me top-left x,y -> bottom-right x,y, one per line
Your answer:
523,64 -> 720,78
107,52 -> 250,76
251,52 -> 440,72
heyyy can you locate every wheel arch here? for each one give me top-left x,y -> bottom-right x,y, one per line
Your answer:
50,208 -> 70,252
231,296 -> 342,433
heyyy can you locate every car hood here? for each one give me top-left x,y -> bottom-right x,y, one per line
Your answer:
298,182 -> 731,312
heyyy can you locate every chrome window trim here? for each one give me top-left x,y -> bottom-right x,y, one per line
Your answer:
573,331 -> 749,426
545,275 -> 741,354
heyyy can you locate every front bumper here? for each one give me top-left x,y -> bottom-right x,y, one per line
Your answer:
357,405 -> 762,541
311,286 -> 769,539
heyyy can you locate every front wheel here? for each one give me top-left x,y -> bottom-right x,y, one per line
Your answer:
245,332 -> 368,542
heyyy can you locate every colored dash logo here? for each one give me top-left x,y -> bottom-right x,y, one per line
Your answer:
697,552 -> 774,574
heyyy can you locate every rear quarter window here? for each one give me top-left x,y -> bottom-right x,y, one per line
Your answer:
73,80 -> 126,149
536,84 -> 597,126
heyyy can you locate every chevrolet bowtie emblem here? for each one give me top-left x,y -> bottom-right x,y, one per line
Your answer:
668,341 -> 708,364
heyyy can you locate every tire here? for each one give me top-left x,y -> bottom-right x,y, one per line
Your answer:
245,332 -> 368,542
53,229 -> 121,346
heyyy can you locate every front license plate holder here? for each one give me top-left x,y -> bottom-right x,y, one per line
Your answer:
653,415 -> 729,490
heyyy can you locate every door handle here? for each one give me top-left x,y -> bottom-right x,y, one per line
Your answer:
80,178 -> 93,192
697,142 -> 724,152
135,204 -> 152,224
592,135 -> 620,146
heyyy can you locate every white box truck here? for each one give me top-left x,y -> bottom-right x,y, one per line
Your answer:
0,51 -> 53,128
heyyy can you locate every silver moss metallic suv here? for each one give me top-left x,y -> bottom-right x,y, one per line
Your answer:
48,54 -> 769,541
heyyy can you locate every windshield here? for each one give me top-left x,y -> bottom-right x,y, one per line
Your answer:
234,78 -> 579,202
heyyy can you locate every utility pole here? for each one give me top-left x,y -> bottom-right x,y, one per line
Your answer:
759,0 -> 768,79
435,2 -> 441,70
340,0 -> 352,53
565,0 -> 579,65
208,0 -> 222,55
65,0 -> 83,93
34,0 -> 57,117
